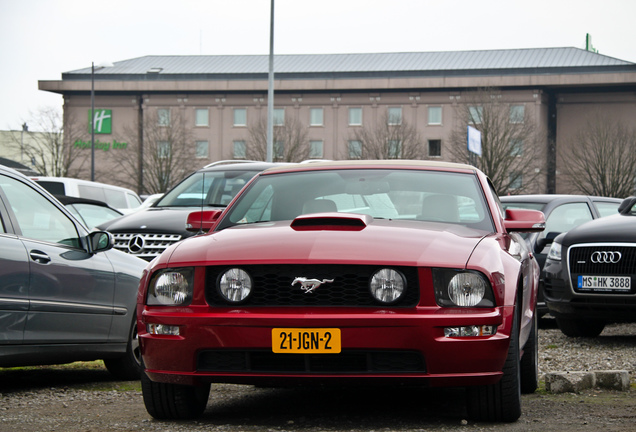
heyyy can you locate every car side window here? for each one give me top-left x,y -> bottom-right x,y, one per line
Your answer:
541,202 -> 593,238
595,201 -> 620,217
0,176 -> 81,247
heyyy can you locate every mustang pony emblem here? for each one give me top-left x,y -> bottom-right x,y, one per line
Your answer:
292,277 -> 334,294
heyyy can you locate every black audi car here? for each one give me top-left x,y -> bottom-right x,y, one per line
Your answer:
543,196 -> 636,337
500,194 -> 622,317
97,161 -> 286,261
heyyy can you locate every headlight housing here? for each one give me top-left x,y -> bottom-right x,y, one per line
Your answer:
547,241 -> 562,261
218,268 -> 253,303
147,268 -> 194,306
369,268 -> 406,304
433,269 -> 495,307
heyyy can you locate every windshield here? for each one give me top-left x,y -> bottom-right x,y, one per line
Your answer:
218,168 -> 495,232
156,170 -> 260,208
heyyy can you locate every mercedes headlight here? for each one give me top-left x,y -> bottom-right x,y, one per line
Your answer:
433,269 -> 495,307
147,268 -> 194,306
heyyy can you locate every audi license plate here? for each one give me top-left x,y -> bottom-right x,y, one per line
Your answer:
577,275 -> 631,292
272,328 -> 341,354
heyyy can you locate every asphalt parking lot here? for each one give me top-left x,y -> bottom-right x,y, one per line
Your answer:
1,322 -> 634,432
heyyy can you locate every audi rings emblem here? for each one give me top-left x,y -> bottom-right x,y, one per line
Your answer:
591,251 -> 622,264
128,235 -> 146,254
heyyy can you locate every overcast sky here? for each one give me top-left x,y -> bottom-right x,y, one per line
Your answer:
1,0 -> 635,131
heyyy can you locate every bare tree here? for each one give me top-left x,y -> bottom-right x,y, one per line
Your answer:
562,114 -> 636,198
242,115 -> 311,162
345,112 -> 427,160
447,89 -> 543,195
115,110 -> 197,195
6,106 -> 87,177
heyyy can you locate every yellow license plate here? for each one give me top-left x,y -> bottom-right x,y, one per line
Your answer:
272,328 -> 341,354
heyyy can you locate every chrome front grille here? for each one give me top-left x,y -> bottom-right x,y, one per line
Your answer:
112,233 -> 182,261
569,245 -> 636,275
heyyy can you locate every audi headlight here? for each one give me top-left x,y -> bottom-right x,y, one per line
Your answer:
369,268 -> 406,304
433,269 -> 495,308
218,268 -> 253,303
147,268 -> 194,306
547,242 -> 562,261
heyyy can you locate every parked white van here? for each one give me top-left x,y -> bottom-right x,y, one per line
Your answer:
32,176 -> 142,213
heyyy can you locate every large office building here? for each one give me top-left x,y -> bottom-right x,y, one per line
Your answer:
39,47 -> 636,195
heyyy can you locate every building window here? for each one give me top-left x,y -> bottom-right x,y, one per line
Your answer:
157,109 -> 170,126
195,109 -> 209,127
233,108 -> 247,126
310,108 -> 324,126
510,139 -> 524,156
348,140 -> 362,159
348,107 -> 362,126
309,140 -> 323,158
157,141 -> 170,158
468,106 -> 483,124
388,140 -> 401,158
233,140 -> 246,159
273,109 -> 285,126
274,141 -> 284,159
428,106 -> 442,125
195,140 -> 209,158
387,107 -> 402,125
510,105 -> 525,123
428,139 -> 442,157
510,172 -> 523,190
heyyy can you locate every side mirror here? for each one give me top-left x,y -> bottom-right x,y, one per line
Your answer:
618,196 -> 636,215
88,231 -> 114,254
535,231 -> 559,253
186,210 -> 223,233
504,208 -> 546,233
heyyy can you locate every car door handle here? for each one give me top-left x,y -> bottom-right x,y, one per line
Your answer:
29,250 -> 51,264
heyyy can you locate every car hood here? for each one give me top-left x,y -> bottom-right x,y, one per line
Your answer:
563,213 -> 636,246
97,206 -> 219,235
164,218 -> 490,268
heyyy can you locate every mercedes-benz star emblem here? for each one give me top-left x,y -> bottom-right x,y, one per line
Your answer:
128,235 -> 146,254
590,251 -> 622,264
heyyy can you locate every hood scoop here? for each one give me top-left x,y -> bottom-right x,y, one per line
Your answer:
291,212 -> 371,231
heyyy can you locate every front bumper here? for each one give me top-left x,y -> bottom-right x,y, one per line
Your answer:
139,305 -> 513,388
544,259 -> 636,321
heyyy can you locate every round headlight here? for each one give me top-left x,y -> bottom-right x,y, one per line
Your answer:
218,268 -> 253,303
448,272 -> 487,307
153,272 -> 191,305
369,268 -> 406,304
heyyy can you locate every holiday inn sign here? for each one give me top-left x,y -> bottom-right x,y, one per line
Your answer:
77,108 -> 128,150
88,109 -> 112,134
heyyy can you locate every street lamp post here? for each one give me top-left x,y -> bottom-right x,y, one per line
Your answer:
90,62 -> 96,181
266,0 -> 275,162
90,61 -> 113,182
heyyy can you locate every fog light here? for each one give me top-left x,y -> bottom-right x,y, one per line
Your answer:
147,324 -> 180,336
444,325 -> 497,338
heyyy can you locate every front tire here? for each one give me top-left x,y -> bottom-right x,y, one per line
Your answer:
555,317 -> 605,338
104,316 -> 142,380
141,367 -> 210,420
466,307 -> 522,422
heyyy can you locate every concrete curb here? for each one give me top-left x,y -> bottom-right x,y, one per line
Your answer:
544,370 -> 631,393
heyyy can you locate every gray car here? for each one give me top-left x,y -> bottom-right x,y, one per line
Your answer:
0,164 -> 147,379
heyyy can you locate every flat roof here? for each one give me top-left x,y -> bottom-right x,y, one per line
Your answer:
61,48 -> 636,82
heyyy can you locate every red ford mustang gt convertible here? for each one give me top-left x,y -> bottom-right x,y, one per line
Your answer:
137,160 -> 545,422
